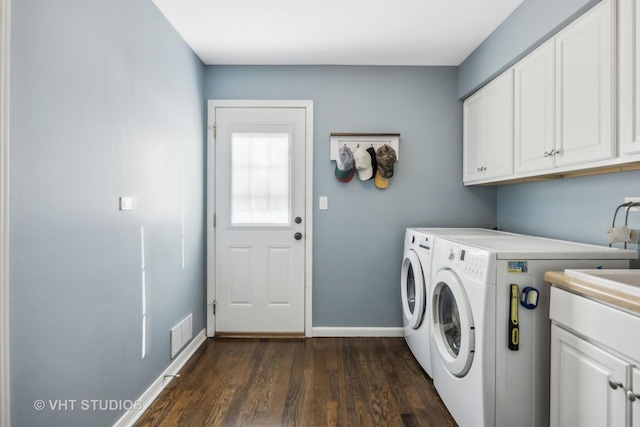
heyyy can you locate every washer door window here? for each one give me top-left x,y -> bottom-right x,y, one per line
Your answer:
431,268 -> 475,377
401,250 -> 425,329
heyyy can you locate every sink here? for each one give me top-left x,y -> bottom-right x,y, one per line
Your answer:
564,269 -> 640,297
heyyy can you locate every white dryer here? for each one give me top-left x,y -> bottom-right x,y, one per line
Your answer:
429,235 -> 636,427
401,228 -> 516,377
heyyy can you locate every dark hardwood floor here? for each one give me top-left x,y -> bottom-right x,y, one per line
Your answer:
134,337 -> 456,427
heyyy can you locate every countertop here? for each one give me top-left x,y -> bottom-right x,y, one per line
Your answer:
545,271 -> 640,315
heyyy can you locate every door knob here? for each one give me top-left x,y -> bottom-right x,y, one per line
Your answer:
294,232 -> 303,240
295,216 -> 302,224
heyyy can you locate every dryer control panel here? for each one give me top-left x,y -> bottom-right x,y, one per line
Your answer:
433,238 -> 494,283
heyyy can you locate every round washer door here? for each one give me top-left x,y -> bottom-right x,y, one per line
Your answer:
431,268 -> 475,377
401,250 -> 426,329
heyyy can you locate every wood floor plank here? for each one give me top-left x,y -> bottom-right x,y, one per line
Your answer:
280,340 -> 311,426
134,337 -> 456,427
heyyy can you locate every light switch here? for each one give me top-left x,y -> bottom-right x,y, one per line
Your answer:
319,196 -> 328,210
120,196 -> 134,211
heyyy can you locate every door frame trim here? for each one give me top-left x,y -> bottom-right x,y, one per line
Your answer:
206,100 -> 314,338
1,0 -> 11,425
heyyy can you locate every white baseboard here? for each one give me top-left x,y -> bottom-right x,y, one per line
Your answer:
113,328 -> 207,427
312,327 -> 404,337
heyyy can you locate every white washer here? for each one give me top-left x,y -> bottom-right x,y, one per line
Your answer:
429,235 -> 637,427
401,228 -> 517,377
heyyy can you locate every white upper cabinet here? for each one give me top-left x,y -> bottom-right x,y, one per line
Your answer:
463,70 -> 514,184
554,0 -> 616,167
514,39 -> 556,174
464,0 -> 627,185
618,0 -> 640,158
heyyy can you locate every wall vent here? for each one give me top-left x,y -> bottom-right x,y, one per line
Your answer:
170,313 -> 193,358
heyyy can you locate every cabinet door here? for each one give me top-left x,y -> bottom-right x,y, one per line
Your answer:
618,0 -> 640,156
482,70 -> 514,179
514,39 -> 556,173
555,0 -> 615,167
463,91 -> 485,183
550,325 -> 627,427
633,367 -> 640,427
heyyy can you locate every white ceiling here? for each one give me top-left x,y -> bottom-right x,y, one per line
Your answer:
152,0 -> 523,66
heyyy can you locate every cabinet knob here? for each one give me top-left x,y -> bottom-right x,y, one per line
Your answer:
628,391 -> 640,401
544,151 -> 550,157
609,379 -> 624,390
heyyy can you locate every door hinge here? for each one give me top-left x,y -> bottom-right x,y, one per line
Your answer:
213,123 -> 217,140
212,300 -> 217,315
213,213 -> 216,228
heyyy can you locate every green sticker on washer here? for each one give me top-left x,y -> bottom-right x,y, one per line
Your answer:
507,261 -> 528,273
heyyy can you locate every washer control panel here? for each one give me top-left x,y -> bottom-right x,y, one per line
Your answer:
433,238 -> 494,283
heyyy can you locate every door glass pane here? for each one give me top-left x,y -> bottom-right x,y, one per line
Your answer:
406,264 -> 416,314
231,132 -> 291,225
438,284 -> 461,357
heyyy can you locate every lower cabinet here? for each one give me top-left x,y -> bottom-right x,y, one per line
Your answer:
550,286 -> 640,427
550,325 -> 627,427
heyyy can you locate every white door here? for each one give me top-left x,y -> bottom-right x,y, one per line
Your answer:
431,269 -> 475,377
550,324 -> 627,427
482,70 -> 514,180
462,91 -> 484,183
618,0 -> 640,157
462,70 -> 514,183
554,0 -> 615,167
401,250 -> 426,329
514,39 -> 556,173
633,367 -> 640,427
212,106 -> 307,334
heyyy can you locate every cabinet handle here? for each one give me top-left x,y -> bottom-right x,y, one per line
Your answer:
609,379 -> 624,390
628,391 -> 640,401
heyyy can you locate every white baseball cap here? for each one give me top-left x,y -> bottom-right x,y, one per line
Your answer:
353,146 -> 374,181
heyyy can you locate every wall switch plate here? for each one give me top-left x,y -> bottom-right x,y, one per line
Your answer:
319,196 -> 328,210
625,197 -> 640,212
119,196 -> 134,211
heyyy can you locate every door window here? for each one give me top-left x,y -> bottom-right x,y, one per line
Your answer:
432,269 -> 475,377
406,263 -> 416,313
231,132 -> 291,225
438,285 -> 462,356
401,251 -> 425,329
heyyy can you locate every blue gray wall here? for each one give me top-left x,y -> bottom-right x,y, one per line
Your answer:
10,1 -> 205,426
497,171 -> 640,249
462,0 -> 640,262
205,66 -> 497,327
